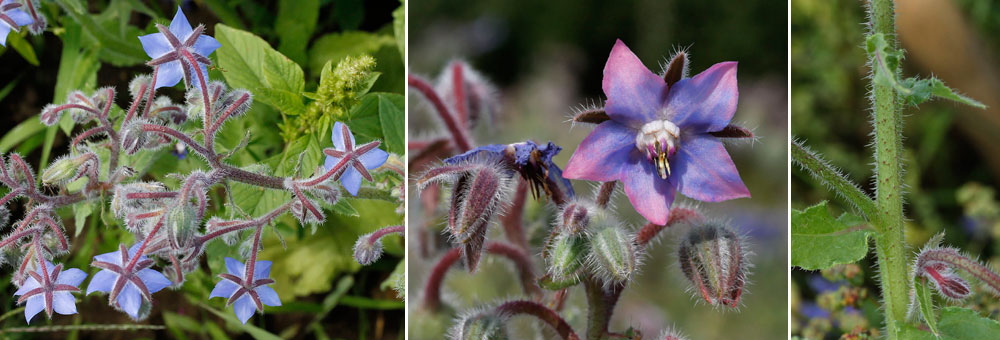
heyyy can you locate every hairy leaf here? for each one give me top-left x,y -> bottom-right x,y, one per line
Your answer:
791,201 -> 871,270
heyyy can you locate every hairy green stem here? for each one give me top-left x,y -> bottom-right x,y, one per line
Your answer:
791,140 -> 878,220
868,0 -> 910,338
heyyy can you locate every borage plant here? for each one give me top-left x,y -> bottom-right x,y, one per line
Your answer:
0,5 -> 404,329
409,39 -> 757,339
791,0 -> 1000,339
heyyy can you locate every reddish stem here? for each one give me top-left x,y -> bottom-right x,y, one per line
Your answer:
499,179 -> 529,252
635,207 -> 703,248
367,225 -> 404,246
494,300 -> 580,340
451,62 -> 469,125
408,75 -> 472,152
422,242 -> 539,311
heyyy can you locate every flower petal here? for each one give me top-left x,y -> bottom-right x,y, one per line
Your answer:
117,284 -> 142,319
7,9 -> 32,27
168,7 -> 193,41
331,121 -> 356,151
52,292 -> 78,315
255,286 -> 281,307
209,279 -> 239,300
87,270 -> 118,295
154,60 -> 185,89
94,250 -> 123,266
563,121 -> 634,182
324,155 -> 343,171
603,39 -> 667,128
24,294 -> 44,323
669,134 -> 749,202
137,268 -> 172,294
341,167 -> 363,196
359,147 -> 389,170
252,261 -> 272,280
14,276 -> 40,296
138,33 -> 171,58
224,257 -> 245,277
619,154 -> 676,225
193,35 -> 221,58
663,62 -> 739,133
233,295 -> 257,324
0,25 -> 10,47
56,268 -> 87,287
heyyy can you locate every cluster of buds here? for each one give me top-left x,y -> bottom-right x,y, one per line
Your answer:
543,201 -> 638,287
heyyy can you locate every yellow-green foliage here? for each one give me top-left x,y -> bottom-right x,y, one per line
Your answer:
281,55 -> 377,141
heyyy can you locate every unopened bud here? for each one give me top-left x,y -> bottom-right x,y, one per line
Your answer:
353,233 -> 384,265
166,204 -> 197,249
41,153 -> 95,185
120,120 -> 149,155
588,226 -> 636,285
451,310 -> 508,340
548,234 -> 588,280
678,223 -> 748,308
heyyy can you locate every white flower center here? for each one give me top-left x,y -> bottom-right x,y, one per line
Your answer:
635,119 -> 680,179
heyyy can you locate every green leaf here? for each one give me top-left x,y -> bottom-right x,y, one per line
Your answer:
380,260 -> 404,298
915,279 -> 940,336
377,93 -> 405,155
0,117 -> 43,153
197,303 -> 282,340
938,307 -> 1000,339
791,201 -> 872,270
275,0 -> 319,65
333,0 -> 364,30
331,199 -> 359,217
54,0 -> 147,66
6,32 -> 38,66
307,32 -> 395,73
215,24 -> 306,114
73,203 -> 93,238
866,33 -> 985,109
203,0 -> 245,30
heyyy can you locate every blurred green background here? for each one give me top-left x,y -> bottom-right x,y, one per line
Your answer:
792,0 -> 1000,338
408,0 -> 787,338
0,0 -> 404,339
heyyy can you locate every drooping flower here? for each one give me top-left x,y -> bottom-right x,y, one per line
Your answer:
0,0 -> 33,47
323,121 -> 389,196
209,257 -> 281,324
138,6 -> 221,89
564,40 -> 749,225
14,260 -> 86,323
87,243 -> 172,319
445,140 -> 575,199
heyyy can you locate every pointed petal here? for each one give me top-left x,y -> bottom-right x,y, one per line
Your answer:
138,33 -> 171,58
87,270 -> 118,294
619,154 -> 676,225
331,122 -> 356,151
7,9 -> 32,27
669,134 -> 749,202
0,25 -> 10,47
56,268 -> 87,287
154,61 -> 185,89
168,6 -> 193,40
359,148 -> 389,170
24,295 -> 44,323
233,295 -> 257,324
117,284 -> 142,319
603,39 -> 667,128
14,277 -> 40,296
663,62 -> 739,133
252,261 -> 272,280
52,292 -> 78,315
563,121 -> 634,182
224,257 -> 246,277
193,35 -> 221,57
255,286 -> 281,306
209,279 -> 239,300
340,167 -> 362,196
94,250 -> 124,266
137,269 -> 172,293
324,155 -> 343,171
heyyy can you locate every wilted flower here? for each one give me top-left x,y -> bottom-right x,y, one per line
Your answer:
564,40 -> 749,225
87,244 -> 172,319
14,260 -> 86,323
138,7 -> 221,89
209,257 -> 281,324
0,0 -> 32,47
323,122 -> 388,196
445,140 -> 575,199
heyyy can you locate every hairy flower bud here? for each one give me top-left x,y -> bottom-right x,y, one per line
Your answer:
588,226 -> 637,285
450,309 -> 508,340
912,234 -> 1000,302
307,184 -> 341,206
558,202 -> 597,235
41,153 -> 96,185
353,233 -> 384,266
120,120 -> 149,155
111,182 -> 171,219
548,234 -> 588,280
678,222 -> 748,308
165,204 -> 197,249
291,197 -> 325,226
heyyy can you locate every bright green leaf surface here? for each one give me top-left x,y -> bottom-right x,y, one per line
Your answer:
791,201 -> 871,270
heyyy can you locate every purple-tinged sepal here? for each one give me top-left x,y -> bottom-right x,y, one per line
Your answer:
677,222 -> 749,309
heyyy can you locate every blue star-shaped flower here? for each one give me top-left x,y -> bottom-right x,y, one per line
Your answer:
323,122 -> 389,196
14,260 -> 86,323
87,244 -> 172,319
445,140 -> 575,198
0,0 -> 33,47
137,6 -> 221,89
209,257 -> 281,324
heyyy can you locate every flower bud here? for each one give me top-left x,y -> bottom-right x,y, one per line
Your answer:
353,233 -> 384,265
588,226 -> 636,285
41,153 -> 95,185
677,222 -> 748,308
559,202 -> 594,235
291,197 -> 325,226
450,309 -> 508,340
165,204 -> 197,249
308,184 -> 341,206
111,182 -> 171,219
39,104 -> 63,126
548,233 -> 588,280
120,120 -> 149,155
